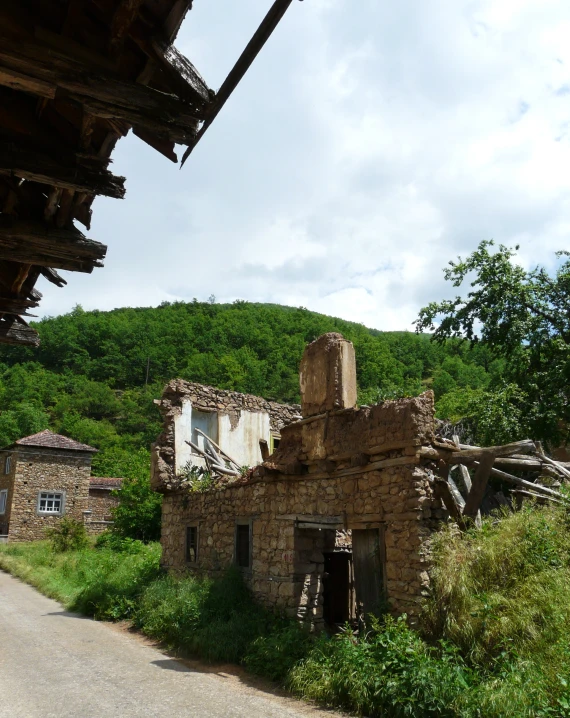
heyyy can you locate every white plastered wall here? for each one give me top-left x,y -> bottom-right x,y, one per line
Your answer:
174,400 -> 271,473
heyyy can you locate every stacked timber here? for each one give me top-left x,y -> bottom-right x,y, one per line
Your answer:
426,435 -> 569,529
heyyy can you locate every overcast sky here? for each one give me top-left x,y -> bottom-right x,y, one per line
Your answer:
37,0 -> 570,331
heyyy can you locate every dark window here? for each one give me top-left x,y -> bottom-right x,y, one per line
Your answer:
186,526 -> 198,563
235,523 -> 251,568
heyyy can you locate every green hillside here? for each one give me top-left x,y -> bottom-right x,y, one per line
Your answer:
0,300 -> 503,479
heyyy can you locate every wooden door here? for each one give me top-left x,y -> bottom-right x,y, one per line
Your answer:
352,528 -> 385,620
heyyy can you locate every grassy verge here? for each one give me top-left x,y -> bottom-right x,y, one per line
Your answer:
3,504 -> 570,717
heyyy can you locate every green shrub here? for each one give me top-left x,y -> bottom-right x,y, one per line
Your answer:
288,615 -> 472,717
244,623 -> 313,682
45,518 -> 89,552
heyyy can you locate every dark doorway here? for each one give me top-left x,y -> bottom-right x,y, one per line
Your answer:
323,551 -> 353,627
352,528 -> 385,621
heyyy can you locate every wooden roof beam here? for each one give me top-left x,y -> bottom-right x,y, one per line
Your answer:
0,217 -> 106,273
0,36 -> 205,141
0,141 -> 126,198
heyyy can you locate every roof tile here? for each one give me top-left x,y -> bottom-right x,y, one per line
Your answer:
15,430 -> 97,453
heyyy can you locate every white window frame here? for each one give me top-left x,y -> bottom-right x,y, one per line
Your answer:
36,491 -> 66,516
4,455 -> 11,474
0,489 -> 7,515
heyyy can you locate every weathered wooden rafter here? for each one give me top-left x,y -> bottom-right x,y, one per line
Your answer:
0,37 -> 205,142
0,141 -> 126,198
0,217 -> 106,273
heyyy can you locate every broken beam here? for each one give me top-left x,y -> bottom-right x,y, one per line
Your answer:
0,36 -> 205,143
0,217 -> 106,273
0,142 -> 126,198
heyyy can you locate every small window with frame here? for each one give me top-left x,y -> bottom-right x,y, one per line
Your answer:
235,521 -> 252,569
4,455 -> 11,474
37,491 -> 65,515
0,489 -> 7,515
186,525 -> 198,563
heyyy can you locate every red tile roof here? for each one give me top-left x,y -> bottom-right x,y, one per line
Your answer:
15,430 -> 98,453
89,477 -> 123,490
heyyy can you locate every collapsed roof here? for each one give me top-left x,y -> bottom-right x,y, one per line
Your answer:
0,0 -> 297,347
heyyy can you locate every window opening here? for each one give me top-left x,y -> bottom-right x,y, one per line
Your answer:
0,489 -> 7,515
4,456 -> 11,474
186,525 -> 198,563
37,492 -> 64,515
235,522 -> 251,568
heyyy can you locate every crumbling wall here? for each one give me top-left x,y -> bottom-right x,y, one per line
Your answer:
152,380 -> 301,491
161,392 -> 443,623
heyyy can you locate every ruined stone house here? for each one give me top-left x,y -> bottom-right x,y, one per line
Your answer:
152,334 -> 447,628
0,430 -> 121,541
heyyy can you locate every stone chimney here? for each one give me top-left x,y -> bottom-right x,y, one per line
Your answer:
299,333 -> 357,418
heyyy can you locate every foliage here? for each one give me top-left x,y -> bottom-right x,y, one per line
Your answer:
45,518 -> 89,552
177,462 -> 214,493
288,616 -> 471,717
417,241 -> 570,445
110,474 -> 162,543
435,382 -> 527,445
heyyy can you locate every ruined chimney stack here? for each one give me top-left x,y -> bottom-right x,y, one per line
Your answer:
299,333 -> 357,418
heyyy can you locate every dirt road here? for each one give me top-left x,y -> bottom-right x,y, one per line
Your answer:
0,570 -> 338,718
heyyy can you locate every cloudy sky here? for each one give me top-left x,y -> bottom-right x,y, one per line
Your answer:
38,0 -> 570,331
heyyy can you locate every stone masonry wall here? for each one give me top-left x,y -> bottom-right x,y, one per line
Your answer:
4,448 -> 91,542
152,380 -> 301,491
88,488 -> 118,522
161,453 -> 444,623
0,451 -> 16,535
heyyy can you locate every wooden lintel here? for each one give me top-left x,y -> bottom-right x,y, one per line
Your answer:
0,217 -> 106,273
0,142 -> 126,198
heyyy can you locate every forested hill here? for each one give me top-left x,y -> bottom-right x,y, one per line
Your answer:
0,301 -> 502,478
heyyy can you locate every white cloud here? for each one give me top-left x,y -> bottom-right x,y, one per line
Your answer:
35,0 -> 570,333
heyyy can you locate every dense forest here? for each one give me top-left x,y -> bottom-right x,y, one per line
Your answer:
0,300 -> 511,481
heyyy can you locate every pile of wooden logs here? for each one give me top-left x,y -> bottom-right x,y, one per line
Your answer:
426,436 -> 570,529
185,429 -> 242,481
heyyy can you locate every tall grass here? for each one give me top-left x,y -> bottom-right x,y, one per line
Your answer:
3,505 -> 570,717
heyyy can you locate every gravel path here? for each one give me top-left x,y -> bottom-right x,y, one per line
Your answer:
0,570 -> 340,718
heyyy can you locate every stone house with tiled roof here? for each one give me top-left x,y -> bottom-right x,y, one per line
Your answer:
0,430 -> 122,541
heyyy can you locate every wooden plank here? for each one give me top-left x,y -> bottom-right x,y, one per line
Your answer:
353,528 -> 385,621
0,66 -> 55,98
463,453 -> 495,519
0,217 -> 106,272
435,478 -> 467,530
0,316 -> 39,346
0,295 -> 39,314
39,267 -> 67,287
0,141 -> 126,198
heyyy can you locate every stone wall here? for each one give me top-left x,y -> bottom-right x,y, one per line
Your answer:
86,487 -> 119,534
152,380 -> 301,491
0,451 -> 15,535
2,447 -> 91,542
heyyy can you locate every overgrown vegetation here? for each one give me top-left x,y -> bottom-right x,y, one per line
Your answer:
3,502 -> 570,716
